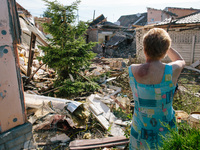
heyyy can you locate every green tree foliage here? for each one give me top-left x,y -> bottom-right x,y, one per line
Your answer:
40,0 -> 98,98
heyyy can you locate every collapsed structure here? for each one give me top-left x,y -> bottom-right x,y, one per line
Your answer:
87,14 -> 136,58
0,1 -> 200,149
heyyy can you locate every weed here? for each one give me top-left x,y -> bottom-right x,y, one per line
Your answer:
159,122 -> 200,150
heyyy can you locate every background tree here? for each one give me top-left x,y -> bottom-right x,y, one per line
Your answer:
40,0 -> 98,98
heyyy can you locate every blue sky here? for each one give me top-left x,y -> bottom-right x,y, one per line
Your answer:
16,0 -> 200,23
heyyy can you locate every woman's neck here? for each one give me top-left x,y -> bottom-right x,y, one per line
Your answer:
146,58 -> 161,63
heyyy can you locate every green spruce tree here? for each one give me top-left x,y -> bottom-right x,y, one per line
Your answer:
40,0 -> 98,98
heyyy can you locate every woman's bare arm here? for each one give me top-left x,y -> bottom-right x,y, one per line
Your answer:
167,47 -> 185,68
167,47 -> 186,85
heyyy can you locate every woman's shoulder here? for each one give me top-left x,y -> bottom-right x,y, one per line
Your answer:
129,64 -> 142,75
130,64 -> 142,70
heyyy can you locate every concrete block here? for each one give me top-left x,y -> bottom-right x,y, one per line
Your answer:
25,132 -> 33,141
0,122 -> 32,145
11,122 -> 32,139
0,131 -> 13,145
5,135 -> 25,150
0,144 -> 5,150
10,143 -> 24,150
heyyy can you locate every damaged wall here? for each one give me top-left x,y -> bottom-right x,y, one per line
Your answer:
136,27 -> 200,65
86,28 -> 98,53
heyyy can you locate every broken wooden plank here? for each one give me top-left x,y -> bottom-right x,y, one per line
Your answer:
190,35 -> 196,65
27,63 -> 44,83
20,64 -> 27,75
191,60 -> 200,68
76,71 -> 91,82
41,84 -> 65,95
70,140 -> 129,150
27,32 -> 36,77
69,136 -> 129,149
184,66 -> 200,73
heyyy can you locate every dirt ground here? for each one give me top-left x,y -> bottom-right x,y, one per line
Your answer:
173,68 -> 200,114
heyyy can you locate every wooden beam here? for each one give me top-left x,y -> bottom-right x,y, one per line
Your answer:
26,63 -> 44,83
69,136 -> 129,150
191,60 -> 200,68
184,66 -> 200,73
27,32 -> 36,77
190,35 -> 196,65
70,140 -> 129,150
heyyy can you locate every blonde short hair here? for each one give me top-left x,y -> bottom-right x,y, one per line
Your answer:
143,28 -> 171,60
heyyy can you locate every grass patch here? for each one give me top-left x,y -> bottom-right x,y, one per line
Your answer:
159,123 -> 200,150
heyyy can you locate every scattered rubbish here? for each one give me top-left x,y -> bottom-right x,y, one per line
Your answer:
50,134 -> 70,143
67,101 -> 83,113
83,133 -> 92,139
175,110 -> 189,123
188,112 -> 200,129
3,2 -> 199,149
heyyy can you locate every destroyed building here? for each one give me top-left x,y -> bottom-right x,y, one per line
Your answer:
1,1 -> 199,149
87,14 -> 136,58
0,2 -> 133,149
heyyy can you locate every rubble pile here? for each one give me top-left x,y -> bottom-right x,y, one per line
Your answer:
15,5 -> 200,149
96,33 -> 136,58
18,47 -> 134,149
18,44 -> 56,95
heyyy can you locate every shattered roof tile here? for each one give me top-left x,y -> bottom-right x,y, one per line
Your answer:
176,11 -> 200,24
156,18 -> 177,25
156,11 -> 200,26
118,13 -> 147,27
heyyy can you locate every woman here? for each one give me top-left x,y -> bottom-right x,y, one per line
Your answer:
129,28 -> 185,149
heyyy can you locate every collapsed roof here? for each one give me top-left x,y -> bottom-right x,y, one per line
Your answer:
156,10 -> 200,26
117,13 -> 147,27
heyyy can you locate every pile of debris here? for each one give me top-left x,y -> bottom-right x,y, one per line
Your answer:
16,16 -> 133,148
104,32 -> 136,58
25,89 -> 132,149
18,41 -> 133,149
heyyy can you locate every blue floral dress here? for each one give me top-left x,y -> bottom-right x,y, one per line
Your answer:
128,64 -> 177,150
